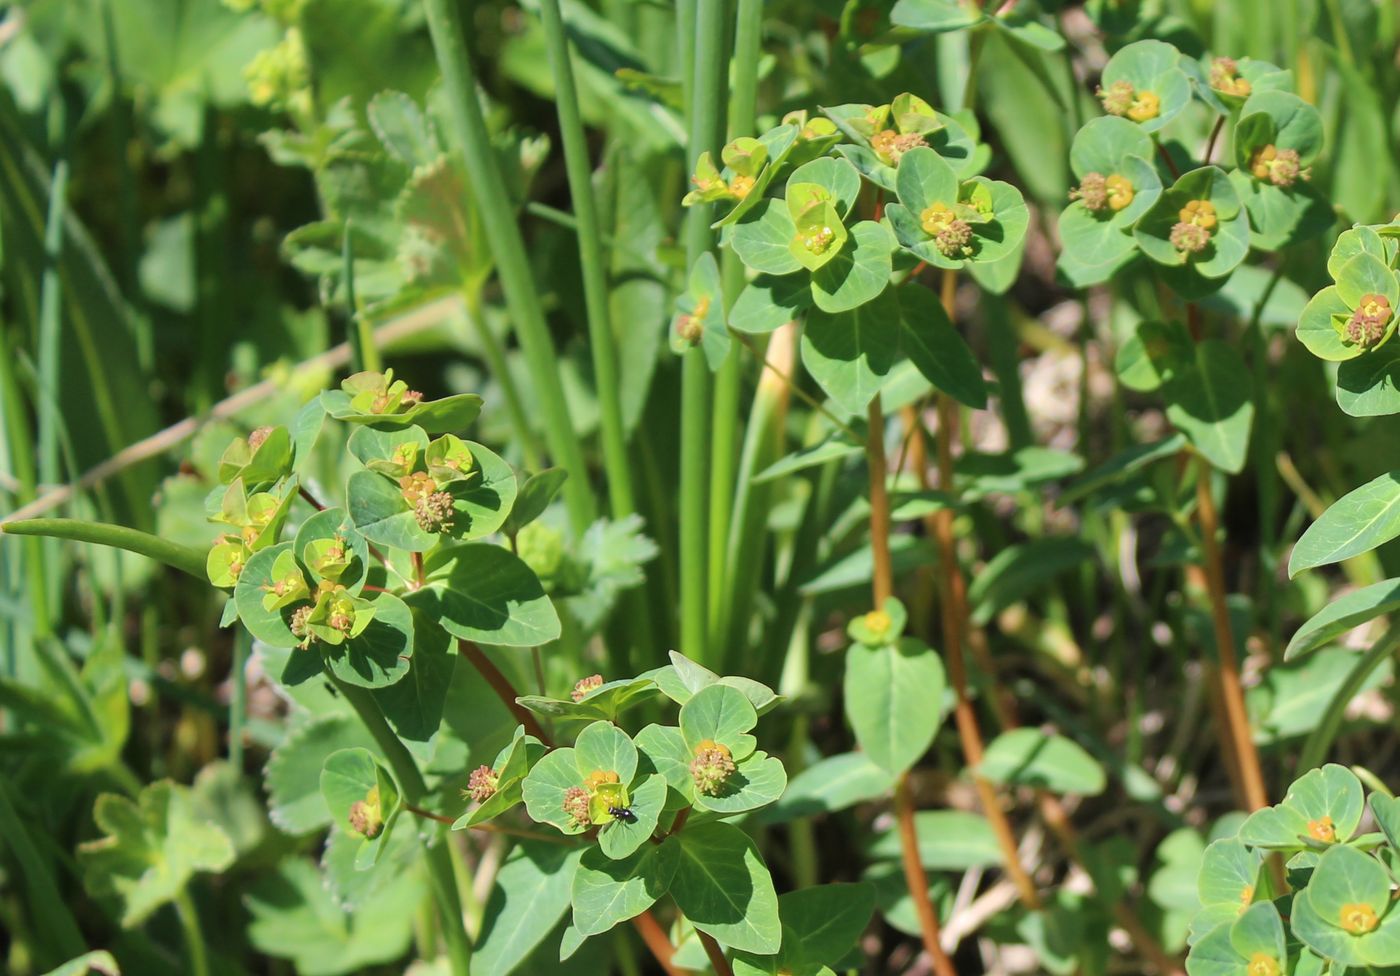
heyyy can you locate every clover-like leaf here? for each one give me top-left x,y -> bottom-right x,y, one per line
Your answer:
1290,844 -> 1400,967
521,747 -> 589,835
596,773 -> 667,860
78,781 -> 235,926
692,750 -> 787,817
294,507 -> 370,592
811,219 -> 894,313
731,199 -> 804,276
320,371 -> 482,434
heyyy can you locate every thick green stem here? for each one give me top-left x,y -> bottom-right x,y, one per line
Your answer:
707,0 -> 765,659
173,890 -> 211,976
421,0 -> 595,535
1,518 -> 207,580
332,676 -> 472,975
538,0 -> 634,520
678,0 -> 727,661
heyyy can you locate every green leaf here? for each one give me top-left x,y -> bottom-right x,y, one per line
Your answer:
694,751 -> 787,817
1297,286 -> 1363,362
1100,39 -> 1192,133
764,883 -> 876,972
408,543 -> 561,646
367,90 -> 440,167
668,822 -> 782,954
978,729 -> 1106,795
753,432 -> 863,484
294,508 -> 371,592
503,469 -> 569,537
522,747 -> 588,835
1230,171 -> 1333,252
78,781 -> 235,926
810,220 -> 894,313
323,591 -> 415,689
1134,167 -> 1250,282
634,724 -> 696,804
475,842 -> 583,976
788,156 -> 862,220
346,470 -> 438,552
731,200 -> 803,276
245,858 -> 418,976
1240,764 -> 1364,848
1289,471 -> 1400,576
730,273 -> 811,334
1337,340 -> 1400,417
266,715 -> 375,834
671,252 -> 731,370
759,752 -> 895,824
890,0 -> 986,32
517,677 -> 661,723
843,637 -> 947,776
1061,435 -> 1186,503
571,843 -> 679,937
680,684 -> 759,761
574,721 -> 639,784
868,810 -> 1006,869
897,284 -> 988,408
800,287 -> 901,416
597,774 -> 667,860
320,748 -> 401,870
968,537 -> 1096,626
1315,847 -> 1393,925
1196,838 -> 1261,912
1336,252 -> 1400,314
1163,338 -> 1254,474
233,543 -> 301,648
1250,649 -> 1392,743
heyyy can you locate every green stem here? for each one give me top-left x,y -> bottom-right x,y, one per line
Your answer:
35,154 -> 68,629
331,675 -> 473,975
173,889 -> 211,976
538,0 -> 634,520
421,0 -> 595,535
343,222 -> 381,374
1299,624 -> 1400,771
706,0 -> 764,660
1,518 -> 207,579
678,0 -> 727,661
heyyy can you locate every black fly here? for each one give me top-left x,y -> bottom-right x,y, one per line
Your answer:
607,805 -> 636,823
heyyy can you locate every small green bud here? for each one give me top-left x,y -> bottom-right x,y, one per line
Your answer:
517,521 -> 565,580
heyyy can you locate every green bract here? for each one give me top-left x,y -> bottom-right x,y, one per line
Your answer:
1133,166 -> 1251,296
1098,39 -> 1193,133
886,146 -> 1029,270
1057,116 -> 1163,285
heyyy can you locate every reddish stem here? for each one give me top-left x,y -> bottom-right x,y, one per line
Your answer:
298,486 -> 326,511
460,641 -> 551,744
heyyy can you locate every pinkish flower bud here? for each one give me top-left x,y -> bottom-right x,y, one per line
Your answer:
467,765 -> 499,803
571,674 -> 604,702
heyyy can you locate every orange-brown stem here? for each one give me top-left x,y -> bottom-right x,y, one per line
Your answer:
867,394 -> 958,975
632,909 -> 690,976
460,641 -> 551,744
1195,457 -> 1269,812
698,931 -> 735,976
